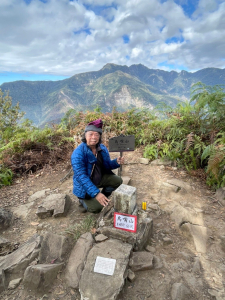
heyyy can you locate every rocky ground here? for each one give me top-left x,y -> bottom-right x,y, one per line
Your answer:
1,149 -> 225,300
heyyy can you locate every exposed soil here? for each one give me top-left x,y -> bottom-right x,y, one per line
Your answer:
1,149 -> 225,300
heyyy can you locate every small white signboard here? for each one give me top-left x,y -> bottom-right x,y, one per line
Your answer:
94,256 -> 116,276
114,212 -> 137,232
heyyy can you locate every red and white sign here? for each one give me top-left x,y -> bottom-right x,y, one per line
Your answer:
114,212 -> 137,233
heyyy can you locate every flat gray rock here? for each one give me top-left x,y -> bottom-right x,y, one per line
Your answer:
129,252 -> 154,272
8,278 -> 22,290
171,205 -> 204,227
0,234 -> 42,291
95,234 -> 108,242
167,179 -> 192,193
28,189 -> 50,202
65,232 -> 94,289
12,202 -> 34,219
23,263 -> 63,293
39,232 -> 69,264
139,158 -> 149,164
181,223 -> 208,253
79,239 -> 132,300
151,159 -> 172,166
36,193 -> 71,218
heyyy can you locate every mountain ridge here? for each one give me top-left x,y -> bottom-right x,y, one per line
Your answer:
1,64 -> 225,126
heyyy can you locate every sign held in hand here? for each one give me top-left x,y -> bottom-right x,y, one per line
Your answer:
109,134 -> 135,152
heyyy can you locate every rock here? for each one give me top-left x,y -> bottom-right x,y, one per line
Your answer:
8,278 -> 22,290
151,159 -> 172,166
129,252 -> 154,272
208,288 -> 225,300
161,182 -> 180,193
114,184 -> 137,215
162,237 -> 173,245
153,255 -> 163,269
95,234 -> 108,242
39,232 -> 69,264
192,257 -> 201,273
28,189 -> 50,202
23,263 -> 63,293
12,202 -> 34,219
215,187 -> 225,205
167,179 -> 192,194
127,269 -> 135,282
99,213 -> 153,251
180,223 -> 208,253
79,239 -> 132,300
65,232 -> 94,289
145,245 -> 156,253
171,205 -> 204,227
147,204 -> 159,210
121,176 -> 131,185
171,260 -> 188,272
0,234 -> 42,291
36,193 -> 71,219
0,209 -> 13,231
171,283 -> 191,300
139,158 -> 149,164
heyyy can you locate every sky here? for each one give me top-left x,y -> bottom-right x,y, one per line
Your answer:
0,0 -> 225,84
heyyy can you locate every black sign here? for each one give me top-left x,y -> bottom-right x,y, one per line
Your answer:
109,134 -> 135,152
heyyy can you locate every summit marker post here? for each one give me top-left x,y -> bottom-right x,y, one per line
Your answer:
109,134 -> 135,177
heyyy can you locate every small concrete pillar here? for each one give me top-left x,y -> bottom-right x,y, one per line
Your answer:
114,184 -> 136,214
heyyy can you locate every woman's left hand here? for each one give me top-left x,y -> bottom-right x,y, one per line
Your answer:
117,156 -> 125,165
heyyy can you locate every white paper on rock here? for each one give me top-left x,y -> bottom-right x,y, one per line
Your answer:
94,256 -> 116,276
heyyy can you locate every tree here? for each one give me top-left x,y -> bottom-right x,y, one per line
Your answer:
0,89 -> 25,140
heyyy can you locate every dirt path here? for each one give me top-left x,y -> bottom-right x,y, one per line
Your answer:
1,150 -> 225,300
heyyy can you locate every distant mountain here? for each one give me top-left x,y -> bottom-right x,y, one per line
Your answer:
1,64 -> 225,126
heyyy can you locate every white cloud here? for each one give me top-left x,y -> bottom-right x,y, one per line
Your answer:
0,0 -> 224,78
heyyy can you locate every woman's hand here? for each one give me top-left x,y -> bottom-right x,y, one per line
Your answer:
117,156 -> 125,165
96,192 -> 110,206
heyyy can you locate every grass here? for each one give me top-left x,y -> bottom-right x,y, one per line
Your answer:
65,215 -> 96,241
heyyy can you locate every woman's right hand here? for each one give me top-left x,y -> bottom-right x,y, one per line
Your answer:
96,192 -> 110,206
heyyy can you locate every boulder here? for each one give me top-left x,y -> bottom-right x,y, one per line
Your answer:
0,234 -> 42,291
129,252 -> 154,272
65,232 -> 94,289
150,159 -> 172,166
39,232 -> 69,264
36,193 -> 71,218
23,263 -> 63,293
79,239 -> 132,300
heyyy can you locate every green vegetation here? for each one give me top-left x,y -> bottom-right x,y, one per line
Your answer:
65,215 -> 96,241
0,82 -> 224,189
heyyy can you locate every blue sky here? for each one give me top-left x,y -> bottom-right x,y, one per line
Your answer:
0,0 -> 224,84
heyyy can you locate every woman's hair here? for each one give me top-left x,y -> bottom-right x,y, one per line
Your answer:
81,132 -> 102,144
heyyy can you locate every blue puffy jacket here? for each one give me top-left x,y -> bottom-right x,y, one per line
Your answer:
71,142 -> 120,198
